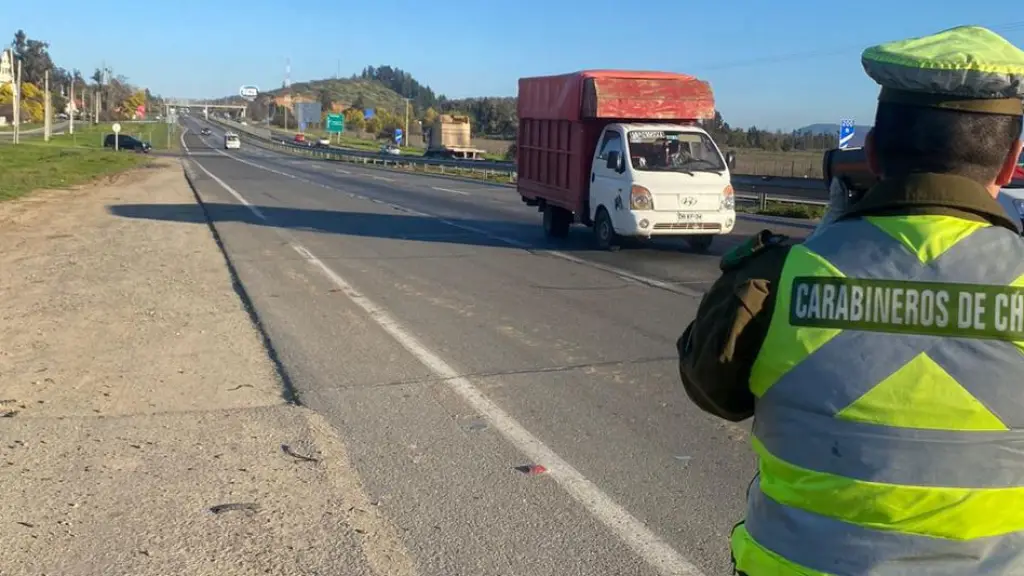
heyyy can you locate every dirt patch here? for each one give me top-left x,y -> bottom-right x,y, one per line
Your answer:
0,162 -> 418,575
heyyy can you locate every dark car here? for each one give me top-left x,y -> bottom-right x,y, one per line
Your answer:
104,134 -> 151,153
200,128 -> 212,136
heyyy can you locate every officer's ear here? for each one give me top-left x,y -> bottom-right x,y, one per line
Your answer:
994,138 -> 1024,188
864,128 -> 880,177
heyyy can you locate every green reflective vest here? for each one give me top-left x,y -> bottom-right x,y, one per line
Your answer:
732,213 -> 1024,575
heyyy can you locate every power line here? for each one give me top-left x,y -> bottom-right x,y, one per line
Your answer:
696,21 -> 1024,72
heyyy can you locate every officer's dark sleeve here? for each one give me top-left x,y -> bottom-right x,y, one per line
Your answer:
677,230 -> 791,422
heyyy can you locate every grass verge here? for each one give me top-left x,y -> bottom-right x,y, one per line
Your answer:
51,122 -> 180,151
0,142 -> 152,201
738,201 -> 825,219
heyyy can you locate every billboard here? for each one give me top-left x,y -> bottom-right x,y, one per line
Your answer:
293,102 -> 322,127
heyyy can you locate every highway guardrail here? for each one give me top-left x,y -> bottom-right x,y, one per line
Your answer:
209,117 -> 828,207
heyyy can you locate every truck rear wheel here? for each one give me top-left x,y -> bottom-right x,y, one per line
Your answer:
594,208 -> 619,250
686,235 -> 714,253
543,205 -> 572,238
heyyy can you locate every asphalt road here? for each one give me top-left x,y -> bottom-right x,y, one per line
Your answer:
0,120 -> 71,139
127,117 -> 813,576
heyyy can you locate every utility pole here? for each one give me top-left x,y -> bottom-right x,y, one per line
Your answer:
13,58 -> 21,144
69,80 -> 75,134
404,98 -> 411,149
43,69 -> 51,141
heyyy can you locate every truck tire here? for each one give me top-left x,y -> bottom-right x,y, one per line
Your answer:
594,208 -> 619,250
686,235 -> 714,253
543,205 -> 572,238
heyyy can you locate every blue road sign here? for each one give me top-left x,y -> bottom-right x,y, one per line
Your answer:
839,119 -> 855,149
394,128 -> 403,143
364,108 -> 375,120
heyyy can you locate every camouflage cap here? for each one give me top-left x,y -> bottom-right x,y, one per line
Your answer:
862,26 -> 1024,115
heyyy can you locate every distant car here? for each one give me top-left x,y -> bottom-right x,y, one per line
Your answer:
104,134 -> 151,152
224,133 -> 240,150
380,144 -> 401,156
316,137 -> 331,147
200,128 -> 212,136
293,133 -> 306,144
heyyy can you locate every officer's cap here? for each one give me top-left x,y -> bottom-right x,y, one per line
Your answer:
862,26 -> 1024,115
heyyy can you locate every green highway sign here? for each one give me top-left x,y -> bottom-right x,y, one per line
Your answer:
326,113 -> 344,133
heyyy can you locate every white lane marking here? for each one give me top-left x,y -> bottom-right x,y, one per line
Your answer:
371,175 -> 394,182
182,151 -> 706,576
336,168 -> 352,175
191,142 -> 705,299
432,186 -> 469,196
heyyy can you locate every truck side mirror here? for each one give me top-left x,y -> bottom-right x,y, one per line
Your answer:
606,150 -> 622,171
725,150 -> 736,170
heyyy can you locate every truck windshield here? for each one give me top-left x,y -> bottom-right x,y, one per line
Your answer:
627,131 -> 724,174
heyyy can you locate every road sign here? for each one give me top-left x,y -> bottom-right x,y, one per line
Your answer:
300,121 -> 307,132
112,123 -> 121,133
326,113 -> 344,133
239,85 -> 259,101
839,119 -> 855,149
394,128 -> 403,144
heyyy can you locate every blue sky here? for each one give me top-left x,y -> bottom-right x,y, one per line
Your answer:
7,0 -> 1024,130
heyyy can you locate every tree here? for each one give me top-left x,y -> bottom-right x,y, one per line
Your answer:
351,94 -> 366,110
319,89 -> 333,112
342,107 -> 365,132
11,30 -> 55,86
422,106 -> 438,128
364,116 -> 381,135
121,90 -> 146,119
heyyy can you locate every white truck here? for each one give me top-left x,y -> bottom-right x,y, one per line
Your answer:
516,70 -> 736,251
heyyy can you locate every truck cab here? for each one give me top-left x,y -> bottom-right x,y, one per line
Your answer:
591,123 -> 736,250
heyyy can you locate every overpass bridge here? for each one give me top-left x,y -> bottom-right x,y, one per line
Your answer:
163,99 -> 247,120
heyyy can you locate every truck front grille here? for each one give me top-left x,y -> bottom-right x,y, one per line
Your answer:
651,223 -> 723,231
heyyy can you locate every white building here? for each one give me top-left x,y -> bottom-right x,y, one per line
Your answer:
0,48 -> 13,85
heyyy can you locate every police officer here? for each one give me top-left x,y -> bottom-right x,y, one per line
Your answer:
677,26 -> 1024,575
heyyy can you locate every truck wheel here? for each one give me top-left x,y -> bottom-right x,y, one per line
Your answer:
686,235 -> 714,253
594,208 -> 619,250
542,205 -> 571,238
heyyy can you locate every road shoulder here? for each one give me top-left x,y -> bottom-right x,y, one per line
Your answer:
0,160 -> 417,575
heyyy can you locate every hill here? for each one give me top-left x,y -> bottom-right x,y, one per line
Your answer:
215,78 -> 410,121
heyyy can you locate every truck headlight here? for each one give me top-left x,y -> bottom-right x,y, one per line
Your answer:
630,185 -> 653,210
721,184 -> 735,210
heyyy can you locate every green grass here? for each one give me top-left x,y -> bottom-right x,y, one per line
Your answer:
48,121 -> 180,151
0,122 -> 178,201
739,201 -> 825,219
0,142 -> 153,201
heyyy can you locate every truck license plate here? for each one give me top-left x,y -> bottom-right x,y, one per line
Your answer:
677,212 -> 702,222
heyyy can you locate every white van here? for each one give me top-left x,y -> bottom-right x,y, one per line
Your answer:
224,132 -> 240,150
591,124 -> 736,251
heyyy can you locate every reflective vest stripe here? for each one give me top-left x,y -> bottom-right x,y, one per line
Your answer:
739,479 -> 1024,576
754,402 -> 1024,488
735,215 -> 1024,574
752,435 -> 1024,540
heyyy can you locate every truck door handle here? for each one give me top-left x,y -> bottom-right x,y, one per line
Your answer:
591,173 -> 595,182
